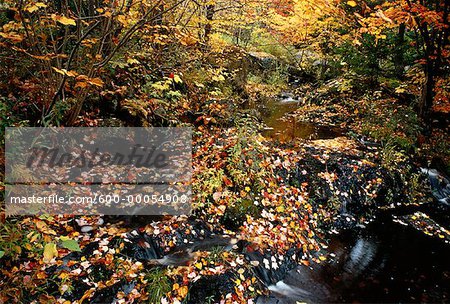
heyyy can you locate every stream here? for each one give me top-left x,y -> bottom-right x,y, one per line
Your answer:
257,93 -> 342,141
256,93 -> 450,303
258,215 -> 450,303
23,93 -> 449,304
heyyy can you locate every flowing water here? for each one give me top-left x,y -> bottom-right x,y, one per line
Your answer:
74,95 -> 449,303
259,215 -> 450,303
256,94 -> 450,303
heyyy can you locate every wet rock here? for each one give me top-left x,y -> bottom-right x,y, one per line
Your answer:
244,248 -> 301,286
90,280 -> 136,304
122,232 -> 164,261
277,143 -> 417,228
187,272 -> 236,304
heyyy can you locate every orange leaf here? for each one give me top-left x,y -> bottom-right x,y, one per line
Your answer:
87,77 -> 104,87
178,286 -> 188,298
0,32 -> 24,43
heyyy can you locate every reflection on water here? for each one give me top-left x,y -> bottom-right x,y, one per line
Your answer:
259,216 -> 450,303
258,96 -> 342,141
255,93 -> 449,303
342,237 -> 377,280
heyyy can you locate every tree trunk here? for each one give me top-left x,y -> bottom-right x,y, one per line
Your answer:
419,63 -> 435,126
201,4 -> 215,51
394,23 -> 406,78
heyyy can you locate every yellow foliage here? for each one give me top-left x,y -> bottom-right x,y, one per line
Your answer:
51,14 -> 76,26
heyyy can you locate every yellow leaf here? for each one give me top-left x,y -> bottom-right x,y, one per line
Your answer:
59,272 -> 69,280
25,2 -> 47,13
180,35 -> 198,46
43,243 -> 58,263
0,32 -> 24,43
52,67 -> 78,77
52,67 -> 66,75
59,16 -> 76,26
36,271 -> 47,279
52,14 -> 76,26
80,288 -> 96,303
173,74 -> 183,84
127,58 -> 140,65
194,262 -> 203,270
347,1 -> 357,7
178,286 -> 188,298
117,15 -> 128,26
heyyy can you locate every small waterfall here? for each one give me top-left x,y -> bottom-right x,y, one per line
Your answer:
421,168 -> 450,205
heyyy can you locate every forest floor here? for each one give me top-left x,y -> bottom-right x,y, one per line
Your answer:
0,76 -> 450,303
1,49 -> 450,304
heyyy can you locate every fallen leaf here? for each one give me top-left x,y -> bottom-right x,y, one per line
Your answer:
43,243 -> 58,263
61,238 -> 81,252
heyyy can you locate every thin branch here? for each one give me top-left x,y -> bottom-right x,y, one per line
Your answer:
43,20 -> 102,119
